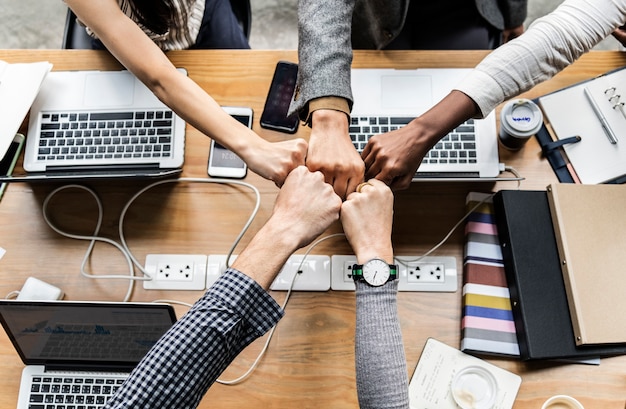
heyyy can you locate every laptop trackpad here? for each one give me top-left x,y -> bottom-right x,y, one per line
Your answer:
84,72 -> 135,107
381,75 -> 432,110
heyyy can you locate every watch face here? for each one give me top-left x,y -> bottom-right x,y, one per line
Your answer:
363,259 -> 391,286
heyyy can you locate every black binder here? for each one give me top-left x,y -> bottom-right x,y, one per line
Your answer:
493,190 -> 626,360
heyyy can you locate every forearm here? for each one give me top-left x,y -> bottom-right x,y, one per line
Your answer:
104,269 -> 284,409
291,0 -> 355,117
458,0 -> 626,117
355,281 -> 409,409
232,218 -> 300,289
68,0 -> 264,159
406,90 -> 480,151
151,68 -> 264,156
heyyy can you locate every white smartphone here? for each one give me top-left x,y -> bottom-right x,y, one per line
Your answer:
208,106 -> 252,179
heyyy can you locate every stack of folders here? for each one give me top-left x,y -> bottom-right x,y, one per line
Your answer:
460,192 -> 520,358
493,188 -> 626,361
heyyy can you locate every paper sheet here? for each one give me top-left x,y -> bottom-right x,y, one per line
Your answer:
409,338 -> 521,409
0,60 -> 52,158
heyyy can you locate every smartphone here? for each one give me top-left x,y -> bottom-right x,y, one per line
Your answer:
260,61 -> 300,134
0,134 -> 25,201
207,106 -> 251,179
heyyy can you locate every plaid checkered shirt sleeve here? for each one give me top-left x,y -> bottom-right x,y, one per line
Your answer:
103,268 -> 284,409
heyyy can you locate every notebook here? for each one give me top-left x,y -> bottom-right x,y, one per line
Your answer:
537,67 -> 626,184
350,68 -> 501,181
2,69 -> 187,182
546,183 -> 626,346
0,300 -> 177,409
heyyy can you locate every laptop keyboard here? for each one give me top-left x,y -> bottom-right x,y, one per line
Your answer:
28,375 -> 125,409
349,116 -> 478,165
37,110 -> 175,162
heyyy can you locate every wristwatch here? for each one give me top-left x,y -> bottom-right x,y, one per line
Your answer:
351,258 -> 398,287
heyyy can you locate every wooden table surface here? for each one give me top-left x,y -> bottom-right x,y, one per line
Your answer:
0,49 -> 625,408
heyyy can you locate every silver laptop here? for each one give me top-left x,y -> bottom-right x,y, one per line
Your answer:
6,69 -> 187,182
350,68 -> 501,181
0,300 -> 176,409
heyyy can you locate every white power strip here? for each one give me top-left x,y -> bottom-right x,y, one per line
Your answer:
144,254 -> 456,292
206,254 -> 331,291
270,255 -> 330,291
331,255 -> 457,292
143,254 -> 208,290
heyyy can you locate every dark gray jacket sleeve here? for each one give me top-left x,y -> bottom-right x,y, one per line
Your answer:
289,0 -> 356,119
476,0 -> 528,30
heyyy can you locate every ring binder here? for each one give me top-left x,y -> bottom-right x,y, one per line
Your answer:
534,66 -> 626,184
605,87 -> 626,120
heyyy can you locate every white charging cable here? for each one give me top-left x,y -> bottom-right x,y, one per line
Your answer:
41,178 -> 261,301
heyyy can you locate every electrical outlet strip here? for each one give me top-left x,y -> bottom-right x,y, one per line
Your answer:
270,255 -> 331,291
206,254 -> 237,288
330,255 -> 360,291
395,255 -> 457,292
331,255 -> 457,292
143,254 -> 208,290
208,254 -> 331,291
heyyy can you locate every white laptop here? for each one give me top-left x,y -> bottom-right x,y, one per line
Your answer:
2,69 -> 186,182
350,68 -> 501,181
0,299 -> 176,409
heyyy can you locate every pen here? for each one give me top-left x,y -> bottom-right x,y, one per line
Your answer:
584,87 -> 618,144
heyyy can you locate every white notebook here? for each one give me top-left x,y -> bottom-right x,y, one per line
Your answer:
538,67 -> 626,184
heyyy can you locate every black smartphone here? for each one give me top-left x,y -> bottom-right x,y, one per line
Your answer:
260,61 -> 300,134
207,106 -> 251,179
0,134 -> 25,201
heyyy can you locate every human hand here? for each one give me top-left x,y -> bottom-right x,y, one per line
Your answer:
341,179 -> 394,264
268,166 -> 342,250
243,138 -> 308,187
234,166 -> 341,288
612,26 -> 626,47
362,90 -> 479,191
361,121 -> 428,191
502,25 -> 524,43
307,109 -> 365,199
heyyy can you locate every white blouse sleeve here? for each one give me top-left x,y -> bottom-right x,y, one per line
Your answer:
456,0 -> 626,118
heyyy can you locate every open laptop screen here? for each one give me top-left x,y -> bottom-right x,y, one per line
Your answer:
0,301 -> 176,368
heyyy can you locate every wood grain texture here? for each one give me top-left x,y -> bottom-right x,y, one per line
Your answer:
0,50 -> 625,408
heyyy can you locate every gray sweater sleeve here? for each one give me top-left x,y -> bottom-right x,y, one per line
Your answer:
355,280 -> 410,409
289,0 -> 356,119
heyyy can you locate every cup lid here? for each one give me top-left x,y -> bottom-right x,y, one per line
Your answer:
451,365 -> 498,409
502,98 -> 543,135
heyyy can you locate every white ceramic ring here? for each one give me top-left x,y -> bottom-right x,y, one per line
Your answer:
541,395 -> 585,409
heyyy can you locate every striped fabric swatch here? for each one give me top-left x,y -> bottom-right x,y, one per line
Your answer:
460,192 -> 520,357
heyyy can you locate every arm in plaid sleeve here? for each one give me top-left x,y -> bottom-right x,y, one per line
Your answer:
103,167 -> 342,409
103,268 -> 284,409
